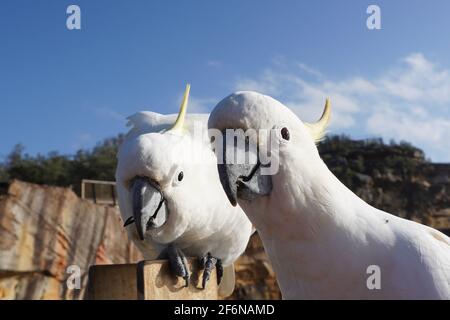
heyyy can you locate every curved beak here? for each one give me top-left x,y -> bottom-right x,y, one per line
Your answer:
217,133 -> 273,207
130,177 -> 168,240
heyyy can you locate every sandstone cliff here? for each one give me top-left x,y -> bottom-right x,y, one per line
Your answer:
0,180 -> 142,299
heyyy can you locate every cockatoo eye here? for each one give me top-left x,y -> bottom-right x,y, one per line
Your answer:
281,127 -> 290,141
172,169 -> 184,187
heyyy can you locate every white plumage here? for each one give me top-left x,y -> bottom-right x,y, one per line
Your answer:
116,92 -> 253,296
209,91 -> 450,299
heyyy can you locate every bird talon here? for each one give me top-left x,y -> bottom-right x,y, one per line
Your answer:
200,252 -> 219,290
160,244 -> 190,286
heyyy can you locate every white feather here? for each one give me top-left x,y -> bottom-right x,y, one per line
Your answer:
209,92 -> 450,299
116,111 -> 253,297
126,111 -> 209,138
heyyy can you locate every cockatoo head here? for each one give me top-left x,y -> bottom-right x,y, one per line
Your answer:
116,85 -> 214,244
208,91 -> 331,213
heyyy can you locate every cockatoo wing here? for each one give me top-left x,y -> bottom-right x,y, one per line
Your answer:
414,223 -> 450,294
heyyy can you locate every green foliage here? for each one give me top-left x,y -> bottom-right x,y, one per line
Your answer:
318,135 -> 426,181
0,135 -> 124,194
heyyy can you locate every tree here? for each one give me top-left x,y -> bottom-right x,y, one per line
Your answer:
0,135 -> 124,195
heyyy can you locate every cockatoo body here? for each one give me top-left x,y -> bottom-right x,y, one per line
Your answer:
209,91 -> 450,299
116,86 -> 253,295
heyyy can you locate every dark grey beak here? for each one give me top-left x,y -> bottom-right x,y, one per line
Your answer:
130,177 -> 168,240
217,134 -> 272,207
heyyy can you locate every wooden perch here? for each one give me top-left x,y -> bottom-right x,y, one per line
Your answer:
87,259 -> 219,300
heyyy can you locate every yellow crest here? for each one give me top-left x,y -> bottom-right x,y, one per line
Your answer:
304,98 -> 331,143
168,84 -> 190,133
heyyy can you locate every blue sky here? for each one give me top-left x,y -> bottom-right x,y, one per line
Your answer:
1,1 -> 450,161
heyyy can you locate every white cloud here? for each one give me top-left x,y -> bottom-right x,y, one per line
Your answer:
206,60 -> 222,68
296,62 -> 323,79
367,106 -> 450,145
188,96 -> 217,113
378,53 -> 450,104
233,53 -> 450,162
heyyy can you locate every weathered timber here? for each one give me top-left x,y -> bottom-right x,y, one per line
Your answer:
87,259 -> 218,300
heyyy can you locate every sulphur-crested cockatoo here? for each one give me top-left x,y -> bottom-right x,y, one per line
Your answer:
208,91 -> 450,299
116,85 -> 253,295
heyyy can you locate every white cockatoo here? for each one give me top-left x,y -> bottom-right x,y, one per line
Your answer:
208,91 -> 450,299
115,85 -> 253,295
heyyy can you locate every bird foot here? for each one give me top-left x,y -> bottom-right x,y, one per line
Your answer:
199,253 -> 223,289
158,244 -> 190,287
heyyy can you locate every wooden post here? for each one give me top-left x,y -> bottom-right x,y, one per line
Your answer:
87,259 -> 219,300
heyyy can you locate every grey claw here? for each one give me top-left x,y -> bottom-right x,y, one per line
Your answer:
159,244 -> 190,286
200,252 -> 220,290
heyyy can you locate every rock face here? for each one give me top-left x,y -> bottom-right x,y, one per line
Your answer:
0,180 -> 142,300
228,234 -> 281,300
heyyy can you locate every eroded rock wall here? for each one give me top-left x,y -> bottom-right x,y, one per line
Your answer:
0,180 -> 142,299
